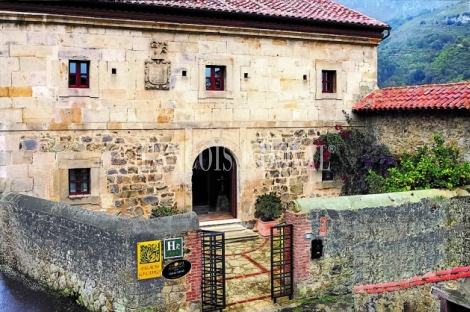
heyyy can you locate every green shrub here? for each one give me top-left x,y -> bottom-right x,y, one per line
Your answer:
254,193 -> 283,222
369,134 -> 470,192
149,204 -> 180,218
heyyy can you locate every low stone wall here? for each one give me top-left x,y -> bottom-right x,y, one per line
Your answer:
0,193 -> 200,312
287,189 -> 470,311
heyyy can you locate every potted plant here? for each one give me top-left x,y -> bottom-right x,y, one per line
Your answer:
254,193 -> 283,236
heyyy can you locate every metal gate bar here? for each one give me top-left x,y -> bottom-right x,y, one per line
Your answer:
270,224 -> 293,303
201,230 -> 226,312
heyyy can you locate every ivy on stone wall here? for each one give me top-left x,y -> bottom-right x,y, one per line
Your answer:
313,125 -> 395,195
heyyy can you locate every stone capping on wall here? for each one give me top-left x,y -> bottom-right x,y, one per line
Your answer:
0,192 -> 200,311
287,188 -> 470,213
1,192 -> 198,236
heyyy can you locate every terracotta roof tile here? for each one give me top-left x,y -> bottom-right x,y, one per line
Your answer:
353,81 -> 470,112
110,0 -> 388,28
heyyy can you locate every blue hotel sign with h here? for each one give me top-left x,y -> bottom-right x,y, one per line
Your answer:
164,238 -> 183,259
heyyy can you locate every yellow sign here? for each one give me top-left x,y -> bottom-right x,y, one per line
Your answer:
137,240 -> 162,280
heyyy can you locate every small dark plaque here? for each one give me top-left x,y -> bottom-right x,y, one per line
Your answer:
311,239 -> 323,259
162,260 -> 191,279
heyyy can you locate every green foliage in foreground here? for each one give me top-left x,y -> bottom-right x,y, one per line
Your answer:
291,295 -> 340,312
367,134 -> 470,193
298,295 -> 337,305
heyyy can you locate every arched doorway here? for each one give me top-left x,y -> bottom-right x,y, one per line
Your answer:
192,146 -> 237,220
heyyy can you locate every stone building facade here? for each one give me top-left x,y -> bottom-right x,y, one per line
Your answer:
0,1 -> 389,221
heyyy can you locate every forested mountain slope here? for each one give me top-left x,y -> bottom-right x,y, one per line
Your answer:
336,0 -> 459,23
336,0 -> 470,87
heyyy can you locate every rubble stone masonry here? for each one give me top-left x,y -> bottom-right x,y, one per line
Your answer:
0,193 -> 200,312
287,189 -> 470,311
364,112 -> 470,161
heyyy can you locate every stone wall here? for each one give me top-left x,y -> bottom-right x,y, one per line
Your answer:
363,112 -> 470,160
0,193 -> 200,312
286,188 -> 470,311
0,9 -> 377,219
1,126 -> 344,220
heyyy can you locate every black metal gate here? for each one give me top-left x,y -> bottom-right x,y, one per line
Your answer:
201,230 -> 226,312
270,224 -> 293,303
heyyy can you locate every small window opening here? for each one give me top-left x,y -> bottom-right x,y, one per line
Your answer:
69,60 -> 90,88
69,168 -> 91,195
322,70 -> 336,93
322,169 -> 334,181
205,66 -> 225,91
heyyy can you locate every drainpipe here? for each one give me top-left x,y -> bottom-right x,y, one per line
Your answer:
382,28 -> 391,41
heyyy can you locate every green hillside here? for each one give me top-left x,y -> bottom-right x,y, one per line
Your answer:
378,0 -> 470,87
336,0 -> 470,87
336,0 -> 458,23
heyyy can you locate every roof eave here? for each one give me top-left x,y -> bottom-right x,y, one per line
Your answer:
353,107 -> 470,114
0,0 -> 389,39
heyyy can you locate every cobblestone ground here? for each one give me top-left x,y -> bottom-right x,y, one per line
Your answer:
0,266 -> 86,312
224,237 -> 298,311
223,237 -> 354,312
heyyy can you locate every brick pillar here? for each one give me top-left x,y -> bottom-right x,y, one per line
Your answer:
286,211 -> 311,283
185,230 -> 202,302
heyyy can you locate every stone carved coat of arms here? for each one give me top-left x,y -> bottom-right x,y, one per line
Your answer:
145,41 -> 171,90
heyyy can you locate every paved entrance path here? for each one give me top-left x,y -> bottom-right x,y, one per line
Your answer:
224,237 -> 296,311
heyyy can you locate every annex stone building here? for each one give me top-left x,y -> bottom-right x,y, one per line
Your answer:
0,0 -> 389,222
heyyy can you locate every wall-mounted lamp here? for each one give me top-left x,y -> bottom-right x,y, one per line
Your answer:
112,68 -> 117,74
303,74 -> 307,80
182,70 -> 187,77
244,73 -> 249,79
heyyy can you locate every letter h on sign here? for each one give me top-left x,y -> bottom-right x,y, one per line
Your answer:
164,237 -> 183,259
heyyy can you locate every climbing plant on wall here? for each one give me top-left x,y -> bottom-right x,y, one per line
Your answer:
313,124 -> 395,195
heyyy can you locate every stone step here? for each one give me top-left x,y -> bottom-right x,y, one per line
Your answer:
200,221 -> 259,242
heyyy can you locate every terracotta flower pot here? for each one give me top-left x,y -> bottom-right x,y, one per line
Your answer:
257,219 -> 278,237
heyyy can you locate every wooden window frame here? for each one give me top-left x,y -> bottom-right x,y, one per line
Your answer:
69,60 -> 90,88
322,70 -> 336,93
69,168 -> 91,196
205,66 -> 225,91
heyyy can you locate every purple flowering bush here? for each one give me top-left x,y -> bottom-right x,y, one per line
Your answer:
313,125 -> 395,195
